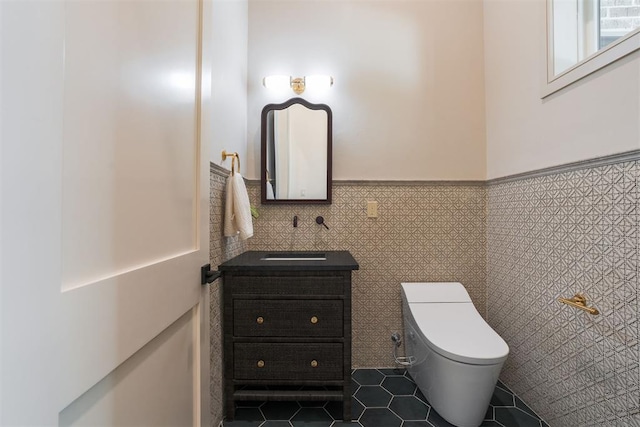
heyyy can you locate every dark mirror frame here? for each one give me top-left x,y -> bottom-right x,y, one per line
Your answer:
260,97 -> 332,204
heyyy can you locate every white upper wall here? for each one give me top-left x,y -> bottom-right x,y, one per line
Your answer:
246,0 -> 487,181
484,0 -> 640,179
210,0 -> 248,170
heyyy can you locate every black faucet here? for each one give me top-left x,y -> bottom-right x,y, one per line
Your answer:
315,216 -> 329,230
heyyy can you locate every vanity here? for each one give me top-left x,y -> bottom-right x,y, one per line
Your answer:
218,251 -> 359,421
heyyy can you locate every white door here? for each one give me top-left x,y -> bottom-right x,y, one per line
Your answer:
1,0 -> 212,425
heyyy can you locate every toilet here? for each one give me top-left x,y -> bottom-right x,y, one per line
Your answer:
401,282 -> 509,427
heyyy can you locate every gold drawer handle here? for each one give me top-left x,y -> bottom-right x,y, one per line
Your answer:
310,316 -> 318,324
310,360 -> 318,368
257,360 -> 265,368
256,316 -> 264,325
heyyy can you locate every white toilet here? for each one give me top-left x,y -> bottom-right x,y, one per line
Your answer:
401,282 -> 509,427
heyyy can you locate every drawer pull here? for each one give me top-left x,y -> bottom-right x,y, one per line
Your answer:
310,316 -> 318,324
310,360 -> 318,368
257,360 -> 265,368
256,316 -> 264,325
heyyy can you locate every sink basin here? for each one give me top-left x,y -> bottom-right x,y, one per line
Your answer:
261,253 -> 327,261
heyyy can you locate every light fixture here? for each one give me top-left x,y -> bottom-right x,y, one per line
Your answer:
262,75 -> 334,94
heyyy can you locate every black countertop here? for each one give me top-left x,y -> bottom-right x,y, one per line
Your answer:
218,251 -> 359,271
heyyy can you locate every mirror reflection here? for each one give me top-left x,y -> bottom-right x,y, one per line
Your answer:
551,0 -> 640,75
261,98 -> 332,204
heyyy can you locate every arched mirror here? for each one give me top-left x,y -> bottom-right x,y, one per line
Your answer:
261,98 -> 332,204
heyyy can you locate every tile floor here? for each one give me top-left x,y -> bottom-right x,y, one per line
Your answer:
222,368 -> 548,427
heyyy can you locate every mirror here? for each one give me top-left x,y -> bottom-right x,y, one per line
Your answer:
261,98 -> 332,204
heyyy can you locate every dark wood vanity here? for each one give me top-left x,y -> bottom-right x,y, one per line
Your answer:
218,251 -> 359,421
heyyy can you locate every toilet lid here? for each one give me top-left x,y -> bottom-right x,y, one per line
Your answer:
402,282 -> 472,303
407,302 -> 509,365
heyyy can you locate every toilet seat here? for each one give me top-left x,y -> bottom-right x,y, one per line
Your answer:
407,302 -> 509,365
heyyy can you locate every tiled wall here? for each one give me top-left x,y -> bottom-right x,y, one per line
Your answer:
245,181 -> 487,368
209,164 -> 248,426
213,158 -> 640,426
208,169 -> 486,424
488,161 -> 640,427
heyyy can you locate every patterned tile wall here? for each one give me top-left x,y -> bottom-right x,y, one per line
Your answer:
209,164 -> 248,427
487,162 -> 640,427
245,181 -> 487,368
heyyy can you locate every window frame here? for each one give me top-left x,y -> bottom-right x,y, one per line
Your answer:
544,0 -> 640,98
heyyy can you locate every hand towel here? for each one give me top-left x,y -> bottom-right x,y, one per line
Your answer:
224,173 -> 253,240
266,181 -> 275,200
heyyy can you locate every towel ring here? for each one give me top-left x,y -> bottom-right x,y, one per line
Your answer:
221,150 -> 240,176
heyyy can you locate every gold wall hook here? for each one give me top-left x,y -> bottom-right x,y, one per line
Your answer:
221,150 -> 240,175
558,293 -> 600,315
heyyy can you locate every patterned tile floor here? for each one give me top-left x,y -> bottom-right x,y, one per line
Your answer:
222,368 -> 548,427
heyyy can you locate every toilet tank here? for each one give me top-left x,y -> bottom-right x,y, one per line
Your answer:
401,282 -> 472,303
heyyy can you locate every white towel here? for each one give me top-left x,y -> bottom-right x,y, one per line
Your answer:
266,181 -> 275,200
224,173 -> 253,240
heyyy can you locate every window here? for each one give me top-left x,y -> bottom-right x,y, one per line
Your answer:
545,0 -> 640,97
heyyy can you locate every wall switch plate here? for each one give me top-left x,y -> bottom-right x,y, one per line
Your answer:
367,201 -> 378,218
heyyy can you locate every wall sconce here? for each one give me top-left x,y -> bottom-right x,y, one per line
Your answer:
263,75 -> 334,95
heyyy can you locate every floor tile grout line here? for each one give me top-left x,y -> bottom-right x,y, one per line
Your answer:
223,368 -> 546,427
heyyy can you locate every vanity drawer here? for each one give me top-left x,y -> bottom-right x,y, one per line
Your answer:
231,275 -> 344,296
234,343 -> 343,381
234,300 -> 343,337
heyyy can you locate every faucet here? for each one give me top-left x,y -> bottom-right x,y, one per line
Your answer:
315,216 -> 329,230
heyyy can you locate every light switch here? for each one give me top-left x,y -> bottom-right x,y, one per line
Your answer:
367,201 -> 378,218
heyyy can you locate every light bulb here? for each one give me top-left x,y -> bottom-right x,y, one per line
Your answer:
304,75 -> 334,89
262,75 -> 291,90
